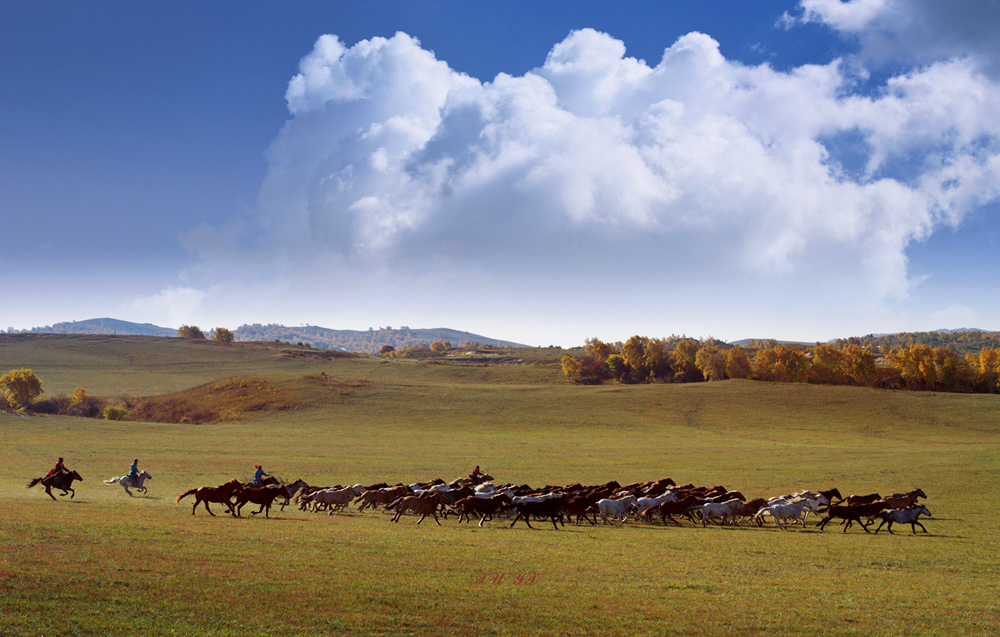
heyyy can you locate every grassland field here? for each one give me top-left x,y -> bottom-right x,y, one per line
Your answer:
1,335 -> 999,636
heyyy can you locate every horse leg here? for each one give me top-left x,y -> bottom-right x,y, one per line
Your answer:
874,519 -> 887,534
432,511 -> 441,526
44,485 -> 56,501
915,521 -> 928,533
204,500 -> 216,516
125,486 -> 133,497
67,488 -> 75,499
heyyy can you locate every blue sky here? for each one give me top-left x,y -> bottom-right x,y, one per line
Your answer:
2,1 -> 999,346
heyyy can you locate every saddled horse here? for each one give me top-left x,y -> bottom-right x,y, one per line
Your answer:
176,479 -> 242,516
27,470 -> 84,500
233,479 -> 309,518
104,470 -> 153,497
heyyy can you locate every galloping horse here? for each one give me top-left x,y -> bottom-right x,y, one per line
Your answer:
176,479 -> 242,516
104,470 -> 153,497
27,470 -> 84,500
874,506 -> 932,534
233,479 -> 310,518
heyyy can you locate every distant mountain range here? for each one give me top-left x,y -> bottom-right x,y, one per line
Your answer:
10,318 -> 526,353
232,323 -> 527,353
17,318 -> 176,337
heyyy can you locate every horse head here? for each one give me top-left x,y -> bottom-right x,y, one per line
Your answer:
141,471 -> 152,480
915,488 -> 927,499
70,470 -> 83,482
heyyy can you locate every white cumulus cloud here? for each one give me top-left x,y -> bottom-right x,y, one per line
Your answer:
183,26 -> 1000,342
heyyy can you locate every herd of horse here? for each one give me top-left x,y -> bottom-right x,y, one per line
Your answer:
173,474 -> 931,534
26,469 -> 932,534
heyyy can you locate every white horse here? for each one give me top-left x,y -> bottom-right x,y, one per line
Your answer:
874,506 -> 932,534
694,498 -> 743,527
597,495 -> 639,524
104,470 -> 153,497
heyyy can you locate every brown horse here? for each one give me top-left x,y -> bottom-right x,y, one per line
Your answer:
510,497 -> 569,530
27,470 -> 83,500
357,485 -> 411,512
176,479 -> 241,516
389,492 -> 448,525
817,501 -> 889,532
232,482 -> 307,518
845,493 -> 881,505
455,494 -> 512,526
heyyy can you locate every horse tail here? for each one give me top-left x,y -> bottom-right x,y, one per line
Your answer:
26,477 -> 42,489
104,478 -> 118,485
176,488 -> 198,503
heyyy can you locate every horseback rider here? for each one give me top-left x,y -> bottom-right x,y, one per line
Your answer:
252,464 -> 268,487
470,465 -> 481,482
45,457 -> 67,479
128,459 -> 139,481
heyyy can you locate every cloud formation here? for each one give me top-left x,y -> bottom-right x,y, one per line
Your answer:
792,0 -> 1000,73
120,286 -> 208,328
186,24 -> 1000,341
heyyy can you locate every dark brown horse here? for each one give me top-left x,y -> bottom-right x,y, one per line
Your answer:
510,497 -> 569,530
817,501 -> 889,532
454,494 -> 512,526
233,480 -> 308,518
176,479 -> 242,516
27,470 -> 83,500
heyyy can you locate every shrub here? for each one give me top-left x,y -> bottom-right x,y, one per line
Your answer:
103,405 -> 128,421
0,368 -> 43,410
72,387 -> 88,404
178,325 -> 206,339
379,345 -> 395,355
212,327 -> 234,344
70,396 -> 106,418
31,396 -> 71,415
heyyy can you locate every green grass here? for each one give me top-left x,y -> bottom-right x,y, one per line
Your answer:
2,335 -> 1000,635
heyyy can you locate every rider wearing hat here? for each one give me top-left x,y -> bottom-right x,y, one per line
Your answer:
45,457 -> 67,478
252,464 -> 268,487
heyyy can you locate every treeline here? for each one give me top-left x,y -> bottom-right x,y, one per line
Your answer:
561,337 -> 1000,394
832,330 -> 1000,355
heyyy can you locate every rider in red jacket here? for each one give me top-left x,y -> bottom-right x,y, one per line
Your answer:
45,457 -> 66,478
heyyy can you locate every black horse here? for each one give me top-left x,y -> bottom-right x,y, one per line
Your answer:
27,470 -> 84,500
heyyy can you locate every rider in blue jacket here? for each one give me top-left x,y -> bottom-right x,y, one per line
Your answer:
252,464 -> 268,487
129,459 -> 139,480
